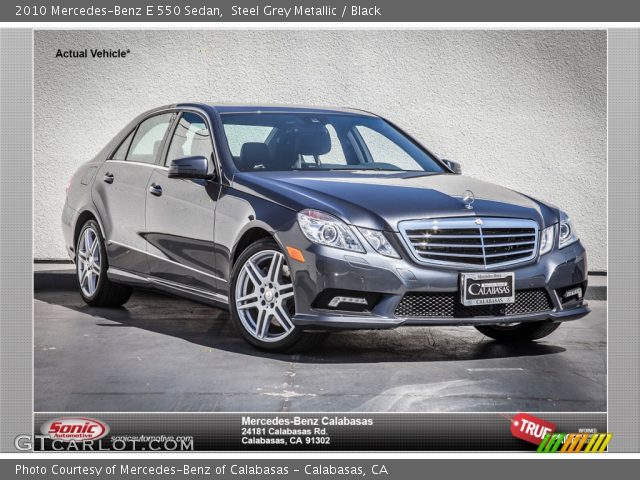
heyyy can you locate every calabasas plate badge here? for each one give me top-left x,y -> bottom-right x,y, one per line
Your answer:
461,272 -> 515,306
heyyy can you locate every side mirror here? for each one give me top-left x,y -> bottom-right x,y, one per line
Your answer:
168,156 -> 213,180
442,158 -> 462,174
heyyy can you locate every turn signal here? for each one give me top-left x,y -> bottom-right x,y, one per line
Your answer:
286,246 -> 305,263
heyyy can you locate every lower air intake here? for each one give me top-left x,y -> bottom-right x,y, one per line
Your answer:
395,289 -> 552,318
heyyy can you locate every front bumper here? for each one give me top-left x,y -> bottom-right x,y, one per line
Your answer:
282,232 -> 589,330
293,304 -> 590,329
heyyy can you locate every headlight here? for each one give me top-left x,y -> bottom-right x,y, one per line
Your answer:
559,211 -> 579,248
539,225 -> 555,255
297,209 -> 364,253
358,227 -> 400,258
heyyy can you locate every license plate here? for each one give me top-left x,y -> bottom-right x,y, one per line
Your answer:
461,272 -> 515,306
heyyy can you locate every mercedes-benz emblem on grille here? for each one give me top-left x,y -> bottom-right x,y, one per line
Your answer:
462,190 -> 475,209
475,218 -> 483,225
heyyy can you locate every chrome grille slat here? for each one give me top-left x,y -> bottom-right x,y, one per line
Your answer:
484,249 -> 534,258
399,217 -> 539,269
479,233 -> 536,238
412,242 -> 484,248
408,234 -> 482,239
416,251 -> 484,258
479,240 -> 534,248
407,233 -> 536,239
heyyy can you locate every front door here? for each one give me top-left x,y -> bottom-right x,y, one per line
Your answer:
93,112 -> 175,273
145,111 -> 222,294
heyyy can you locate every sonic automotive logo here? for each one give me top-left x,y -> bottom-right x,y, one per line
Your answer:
40,417 -> 109,442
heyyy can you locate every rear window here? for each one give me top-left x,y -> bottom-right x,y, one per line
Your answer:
126,113 -> 174,164
111,130 -> 134,160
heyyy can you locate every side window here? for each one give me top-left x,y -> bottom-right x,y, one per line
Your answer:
223,124 -> 273,157
166,112 -> 213,165
355,125 -> 422,170
126,113 -> 174,164
111,130 -> 135,160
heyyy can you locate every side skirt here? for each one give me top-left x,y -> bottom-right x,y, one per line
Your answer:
107,267 -> 229,310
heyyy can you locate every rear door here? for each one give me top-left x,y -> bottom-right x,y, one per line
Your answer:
145,111 -> 222,294
93,111 -> 175,273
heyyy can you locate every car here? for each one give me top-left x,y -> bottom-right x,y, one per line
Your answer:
62,104 -> 590,352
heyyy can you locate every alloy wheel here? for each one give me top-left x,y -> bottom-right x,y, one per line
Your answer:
77,227 -> 101,297
235,249 -> 296,342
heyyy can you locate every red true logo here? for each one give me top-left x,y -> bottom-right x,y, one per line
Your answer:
40,417 -> 109,442
510,413 -> 556,445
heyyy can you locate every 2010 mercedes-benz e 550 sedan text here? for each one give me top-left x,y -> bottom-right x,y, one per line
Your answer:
62,104 -> 589,351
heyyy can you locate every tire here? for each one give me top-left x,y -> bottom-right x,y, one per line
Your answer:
475,321 -> 561,342
230,238 -> 326,352
75,220 -> 132,307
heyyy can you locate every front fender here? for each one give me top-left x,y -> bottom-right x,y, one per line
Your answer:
214,187 -> 297,282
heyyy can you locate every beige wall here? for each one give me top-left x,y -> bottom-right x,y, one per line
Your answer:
34,30 -> 607,270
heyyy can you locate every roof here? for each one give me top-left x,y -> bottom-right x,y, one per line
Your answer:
175,103 -> 378,117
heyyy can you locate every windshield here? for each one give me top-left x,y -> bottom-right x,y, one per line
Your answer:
220,112 -> 446,173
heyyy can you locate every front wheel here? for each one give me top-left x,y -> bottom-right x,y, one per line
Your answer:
475,321 -> 561,342
230,238 -> 326,352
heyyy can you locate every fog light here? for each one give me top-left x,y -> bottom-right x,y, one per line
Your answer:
563,287 -> 583,300
312,289 -> 380,312
327,296 -> 368,308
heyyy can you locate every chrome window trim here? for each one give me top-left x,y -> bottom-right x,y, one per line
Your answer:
398,217 -> 539,270
104,159 -> 169,171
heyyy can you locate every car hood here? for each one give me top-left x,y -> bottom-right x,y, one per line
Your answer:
232,171 -> 559,231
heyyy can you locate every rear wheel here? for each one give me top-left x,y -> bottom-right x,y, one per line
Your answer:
76,220 -> 132,307
475,321 -> 561,342
230,238 -> 326,352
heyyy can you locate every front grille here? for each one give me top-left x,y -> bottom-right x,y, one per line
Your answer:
399,217 -> 538,268
395,289 -> 552,318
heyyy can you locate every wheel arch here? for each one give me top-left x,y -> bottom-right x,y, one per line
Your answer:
73,209 -> 107,253
231,226 -> 276,268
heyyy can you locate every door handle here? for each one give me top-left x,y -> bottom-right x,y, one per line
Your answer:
103,172 -> 114,184
148,183 -> 163,197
